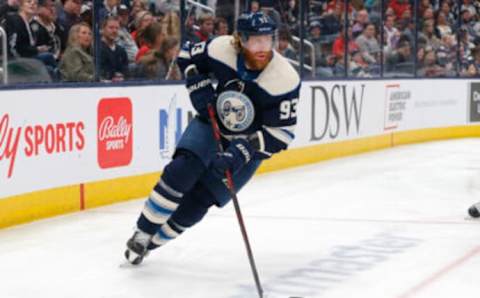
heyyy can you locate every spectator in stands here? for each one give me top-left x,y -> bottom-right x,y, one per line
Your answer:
0,0 -> 19,25
214,17 -> 229,36
79,2 -> 91,26
419,19 -> 441,50
417,5 -> 435,28
349,48 -> 371,77
458,27 -> 475,62
461,8 -> 478,42
250,0 -> 260,13
352,9 -> 369,38
462,45 -> 480,76
418,0 -> 431,19
215,0 -> 234,32
59,22 -> 93,81
385,40 -> 413,73
326,0 -> 353,16
5,0 -> 52,61
308,21 -> 333,72
437,34 -> 457,72
440,1 -> 456,26
192,12 -> 214,42
463,62 -> 478,76
436,46 -> 455,76
5,0 -> 58,79
355,23 -> 380,64
309,20 -> 321,40
385,6 -> 395,19
332,25 -> 359,60
117,4 -> 138,65
183,13 -> 196,42
364,0 -> 379,12
320,5 -> 342,36
418,48 -> 446,77
30,0 -> 67,72
137,36 -> 180,80
277,25 -> 296,60
384,14 -> 400,53
388,0 -> 411,20
395,11 -> 414,45
31,0 -> 63,60
423,6 -> 434,21
161,11 -> 180,41
308,21 -> 334,77
135,21 -> 163,62
259,0 -> 282,27
462,0 -> 479,17
470,45 -> 480,70
129,0 -> 145,27
436,11 -> 453,38
131,10 -> 153,47
57,0 -> 82,36
100,16 -> 128,81
99,0 -> 119,20
283,0 -> 298,28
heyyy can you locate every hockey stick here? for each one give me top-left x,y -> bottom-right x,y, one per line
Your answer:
207,103 -> 264,298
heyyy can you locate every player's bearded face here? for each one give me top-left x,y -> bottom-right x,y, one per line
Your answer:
243,35 -> 274,70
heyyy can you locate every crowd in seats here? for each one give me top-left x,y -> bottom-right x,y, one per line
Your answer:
264,0 -> 480,78
1,0 -> 480,83
0,0 -> 185,82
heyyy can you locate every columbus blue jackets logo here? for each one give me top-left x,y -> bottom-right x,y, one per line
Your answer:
216,91 -> 255,132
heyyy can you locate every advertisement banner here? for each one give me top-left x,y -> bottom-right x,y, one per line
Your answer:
0,79 -> 474,199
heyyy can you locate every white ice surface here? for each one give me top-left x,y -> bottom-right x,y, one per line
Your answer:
1,139 -> 480,298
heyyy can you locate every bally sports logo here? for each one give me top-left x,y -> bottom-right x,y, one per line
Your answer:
97,98 -> 133,169
0,113 -> 85,178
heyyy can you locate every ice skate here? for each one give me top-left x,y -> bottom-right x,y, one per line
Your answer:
124,229 -> 152,265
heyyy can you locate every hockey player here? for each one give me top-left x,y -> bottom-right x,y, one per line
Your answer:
124,11 -> 301,265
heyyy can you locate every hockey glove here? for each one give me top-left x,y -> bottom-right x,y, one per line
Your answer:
211,139 -> 254,179
186,73 -> 215,119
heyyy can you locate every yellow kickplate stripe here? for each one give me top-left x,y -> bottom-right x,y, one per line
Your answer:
84,172 -> 160,209
0,186 -> 80,229
1,124 -> 480,229
392,125 -> 480,146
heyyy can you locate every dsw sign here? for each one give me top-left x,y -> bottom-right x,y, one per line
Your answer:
310,84 -> 365,141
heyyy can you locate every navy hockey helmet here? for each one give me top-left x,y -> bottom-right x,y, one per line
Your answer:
237,12 -> 277,38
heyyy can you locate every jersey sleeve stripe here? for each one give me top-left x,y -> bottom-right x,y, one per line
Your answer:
178,49 -> 191,59
263,125 -> 295,146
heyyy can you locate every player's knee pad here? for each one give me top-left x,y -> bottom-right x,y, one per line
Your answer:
160,149 -> 206,195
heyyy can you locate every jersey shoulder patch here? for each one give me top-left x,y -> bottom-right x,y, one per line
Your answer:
255,51 -> 301,96
207,35 -> 237,71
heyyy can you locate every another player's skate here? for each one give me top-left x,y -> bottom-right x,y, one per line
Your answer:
468,202 -> 480,218
124,229 -> 152,265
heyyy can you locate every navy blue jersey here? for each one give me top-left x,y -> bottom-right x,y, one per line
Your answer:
178,35 -> 301,159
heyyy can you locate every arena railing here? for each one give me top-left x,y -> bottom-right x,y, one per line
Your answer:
292,35 -> 316,78
0,26 -> 8,85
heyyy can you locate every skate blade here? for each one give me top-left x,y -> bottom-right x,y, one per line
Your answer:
264,295 -> 304,298
119,259 -> 144,268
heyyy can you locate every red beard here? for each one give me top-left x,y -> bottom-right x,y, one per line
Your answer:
243,48 -> 273,71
